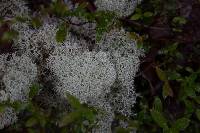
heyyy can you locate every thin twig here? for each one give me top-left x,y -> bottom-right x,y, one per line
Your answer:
120,18 -> 171,31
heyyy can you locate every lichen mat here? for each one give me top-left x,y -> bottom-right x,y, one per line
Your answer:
0,0 -> 143,132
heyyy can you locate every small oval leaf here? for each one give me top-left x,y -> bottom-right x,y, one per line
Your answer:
150,109 -> 168,129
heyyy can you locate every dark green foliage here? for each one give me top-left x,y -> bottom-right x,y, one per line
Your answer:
0,84 -> 98,132
123,0 -> 200,132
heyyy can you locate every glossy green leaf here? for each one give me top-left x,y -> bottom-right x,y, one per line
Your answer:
27,128 -> 37,133
163,82 -> 173,98
196,109 -> 200,121
66,93 -> 81,109
135,8 -> 142,13
143,12 -> 154,17
150,109 -> 168,129
173,118 -> 190,131
59,111 -> 81,127
131,14 -> 142,20
156,67 -> 167,81
115,127 -> 130,133
193,96 -> 200,104
172,17 -> 187,25
26,117 -> 37,127
128,120 -> 140,129
81,108 -> 96,122
153,97 -> 163,112
167,71 -> 181,80
164,128 -> 178,133
184,99 -> 195,114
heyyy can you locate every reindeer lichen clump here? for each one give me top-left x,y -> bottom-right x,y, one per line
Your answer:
95,0 -> 141,16
97,29 -> 143,116
47,51 -> 117,102
0,53 -> 37,129
0,0 -> 143,132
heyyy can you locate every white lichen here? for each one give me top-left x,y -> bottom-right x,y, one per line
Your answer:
0,53 -> 37,102
69,17 -> 96,41
0,53 -> 37,129
97,28 -> 143,116
47,51 -> 117,103
12,19 -> 57,60
12,18 -> 89,62
0,0 -> 143,130
0,0 -> 29,18
0,107 -> 17,129
95,0 -> 142,17
88,96 -> 114,133
46,26 -> 143,132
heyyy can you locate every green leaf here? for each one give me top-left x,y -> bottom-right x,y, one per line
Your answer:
51,1 -> 68,17
143,12 -> 154,18
183,84 -> 196,98
38,115 -> 46,127
194,96 -> 200,104
184,99 -> 195,114
195,84 -> 200,93
173,17 -> 187,25
95,11 -> 115,42
56,23 -> 68,43
115,127 -> 130,133
185,67 -> 193,73
27,128 -> 37,133
29,84 -> 40,99
1,30 -> 19,42
153,97 -> 163,112
167,71 -> 181,80
181,74 -> 198,98
135,8 -> 142,13
0,105 -> 6,113
156,68 -> 173,100
0,17 -> 3,25
15,16 -> 28,23
173,118 -> 190,131
31,17 -> 42,29
196,109 -> 200,121
163,82 -> 173,98
128,120 -> 140,129
156,67 -> 167,81
150,109 -> 168,129
10,101 -> 25,112
131,14 -> 142,20
59,111 -> 81,127
66,93 -> 81,109
81,108 -> 96,122
61,128 -> 69,133
26,117 -> 37,127
164,128 -> 179,133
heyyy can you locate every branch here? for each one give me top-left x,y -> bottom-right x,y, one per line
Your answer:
120,18 -> 171,31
